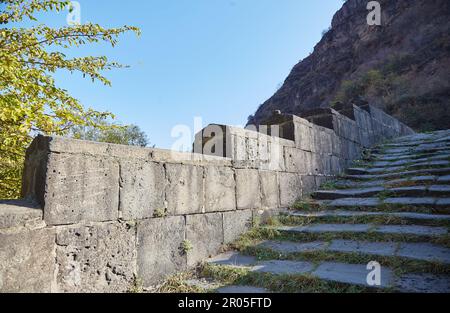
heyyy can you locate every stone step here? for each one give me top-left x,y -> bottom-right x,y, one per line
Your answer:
184,278 -> 270,293
287,210 -> 450,221
370,154 -> 450,168
257,240 -> 450,264
344,167 -> 450,180
347,161 -> 450,175
332,175 -> 450,189
382,135 -> 450,148
383,138 -> 450,148
216,285 -> 270,293
372,143 -> 450,155
0,200 -> 43,229
371,151 -> 450,162
312,185 -> 450,200
391,131 -> 450,144
274,223 -> 448,237
207,252 -> 450,292
318,197 -> 450,209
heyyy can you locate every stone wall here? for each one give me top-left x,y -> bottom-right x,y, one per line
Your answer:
0,104 -> 414,292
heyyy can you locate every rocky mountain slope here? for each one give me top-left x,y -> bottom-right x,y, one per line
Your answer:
249,0 -> 450,131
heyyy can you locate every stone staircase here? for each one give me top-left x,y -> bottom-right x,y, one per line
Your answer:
178,130 -> 450,293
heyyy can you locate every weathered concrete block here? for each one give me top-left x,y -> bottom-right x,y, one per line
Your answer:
279,173 -> 302,207
119,160 -> 165,220
44,154 -> 119,225
236,169 -> 261,210
223,210 -> 252,244
204,166 -> 236,212
186,213 -> 223,266
259,171 -> 279,209
55,222 -> 136,293
137,216 -> 186,286
0,228 -> 55,292
284,147 -> 313,174
166,164 -> 203,215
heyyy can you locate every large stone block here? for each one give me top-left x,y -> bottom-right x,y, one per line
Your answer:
330,156 -> 345,175
119,160 -> 165,220
247,137 -> 259,168
295,122 -> 313,152
0,200 -> 43,230
284,147 -> 313,174
0,228 -> 55,292
223,210 -> 252,244
44,154 -> 119,225
279,173 -> 302,207
301,175 -> 317,196
311,153 -> 332,175
333,115 -> 359,143
259,171 -> 279,209
232,135 -> 260,169
259,141 -> 285,171
236,169 -> 261,210
186,213 -> 223,266
137,216 -> 186,286
55,222 -> 136,293
312,128 -> 332,155
165,164 -> 203,215
331,133 -> 343,158
204,166 -> 236,212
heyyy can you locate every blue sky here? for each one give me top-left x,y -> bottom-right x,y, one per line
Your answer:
20,0 -> 343,149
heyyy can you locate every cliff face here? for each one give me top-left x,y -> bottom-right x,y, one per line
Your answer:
250,0 -> 450,131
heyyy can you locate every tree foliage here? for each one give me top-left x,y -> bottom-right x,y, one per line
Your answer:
69,120 -> 149,147
0,0 -> 140,199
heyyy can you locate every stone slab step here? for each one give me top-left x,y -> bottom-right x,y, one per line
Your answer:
312,185 -> 450,200
332,175 -> 450,189
313,187 -> 385,199
274,223 -> 448,236
0,200 -> 43,229
207,252 -> 450,292
371,154 -> 450,167
371,151 -> 450,162
318,197 -> 450,209
383,137 -> 450,148
216,285 -> 270,293
373,144 -> 450,155
208,252 -> 391,288
347,161 -> 450,175
344,167 -> 450,180
287,210 -> 450,221
391,131 -> 450,144
257,240 -> 450,264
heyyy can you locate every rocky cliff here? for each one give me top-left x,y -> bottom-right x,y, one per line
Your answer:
249,0 -> 450,131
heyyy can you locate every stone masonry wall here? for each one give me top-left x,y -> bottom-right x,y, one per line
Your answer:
0,104 -> 414,292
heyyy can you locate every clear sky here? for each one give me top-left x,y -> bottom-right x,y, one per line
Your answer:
19,0 -> 344,149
